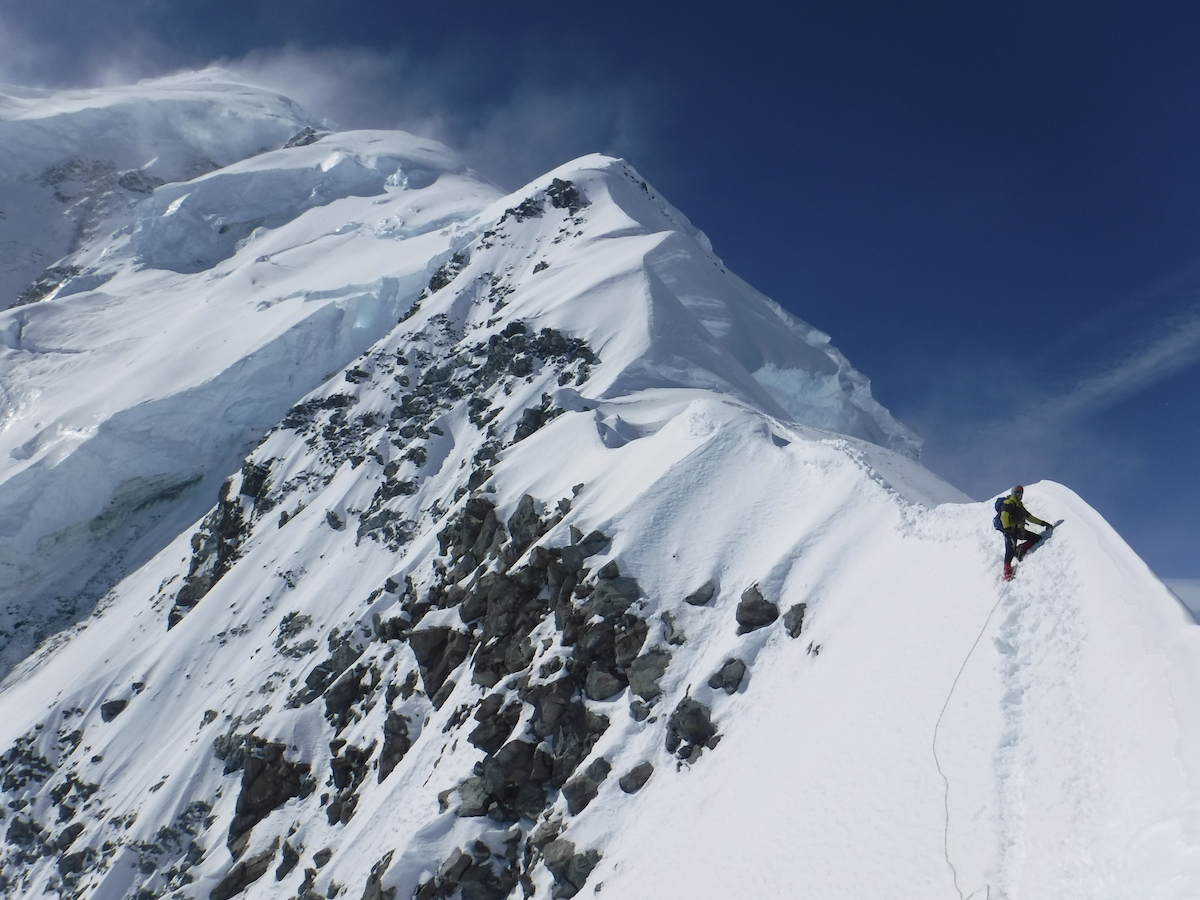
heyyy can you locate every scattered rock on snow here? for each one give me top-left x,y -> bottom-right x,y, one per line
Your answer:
736,584 -> 779,634
666,697 -> 718,756
707,658 -> 747,694
99,699 -> 128,722
561,757 -> 611,814
627,649 -> 671,700
685,579 -> 718,606
661,611 -> 686,645
783,602 -> 807,638
542,838 -> 601,899
618,761 -> 654,794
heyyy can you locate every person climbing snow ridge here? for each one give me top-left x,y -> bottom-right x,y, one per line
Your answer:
997,485 -> 1052,581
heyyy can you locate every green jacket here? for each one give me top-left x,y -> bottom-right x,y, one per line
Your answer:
1000,495 -> 1049,532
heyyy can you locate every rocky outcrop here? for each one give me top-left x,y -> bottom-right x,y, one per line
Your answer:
210,838 -> 278,900
542,838 -> 601,899
228,742 -> 314,848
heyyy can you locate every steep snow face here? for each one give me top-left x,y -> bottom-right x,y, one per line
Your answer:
6,75 -> 1192,900
0,82 -> 910,681
0,69 -> 322,307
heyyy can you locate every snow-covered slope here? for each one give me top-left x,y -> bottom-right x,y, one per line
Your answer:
0,74 -> 911,679
0,69 -> 327,310
1,73 -> 1197,900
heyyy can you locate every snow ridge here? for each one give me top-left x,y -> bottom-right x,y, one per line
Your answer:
0,73 -> 1197,900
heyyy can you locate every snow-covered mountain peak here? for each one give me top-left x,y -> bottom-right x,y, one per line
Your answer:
0,74 -> 1195,900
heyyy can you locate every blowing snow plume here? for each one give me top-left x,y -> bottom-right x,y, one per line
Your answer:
0,71 -> 1198,900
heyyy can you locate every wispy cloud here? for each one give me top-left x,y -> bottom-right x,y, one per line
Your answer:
0,13 -> 660,194
0,9 -> 173,88
1018,310 -> 1200,427
224,45 -> 659,190
913,260 -> 1200,501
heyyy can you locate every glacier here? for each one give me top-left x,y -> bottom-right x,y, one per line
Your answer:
0,70 -> 1196,900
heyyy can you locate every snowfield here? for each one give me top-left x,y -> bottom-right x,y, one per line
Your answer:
0,71 -> 1197,900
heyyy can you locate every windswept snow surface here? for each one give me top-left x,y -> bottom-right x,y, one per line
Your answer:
0,76 -> 910,679
0,73 -> 1197,900
0,69 -> 323,308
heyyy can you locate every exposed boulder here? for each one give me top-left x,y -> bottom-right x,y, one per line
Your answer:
359,851 -> 398,900
584,666 -> 624,701
377,711 -> 412,781
456,738 -> 556,822
661,611 -> 686,645
325,663 -> 379,732
467,696 -> 521,756
99,699 -> 128,722
507,494 -> 542,553
416,843 -> 518,900
456,777 -> 492,817
561,757 -> 611,814
783,602 -> 807,638
575,530 -> 610,558
275,840 -> 301,881
521,677 -> 609,787
581,576 -> 640,620
542,839 -> 601,899
685,579 -> 718,606
736,585 -> 779,634
666,697 -> 719,756
627,649 -> 671,700
707,658 -> 747,694
613,615 -> 649,667
618,762 -> 654,794
290,637 -> 363,705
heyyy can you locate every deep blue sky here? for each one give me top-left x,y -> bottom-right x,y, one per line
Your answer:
2,2 -> 1198,576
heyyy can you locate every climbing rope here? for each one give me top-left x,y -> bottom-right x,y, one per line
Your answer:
931,583 -> 1005,900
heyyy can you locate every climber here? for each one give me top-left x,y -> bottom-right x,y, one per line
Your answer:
997,485 -> 1052,581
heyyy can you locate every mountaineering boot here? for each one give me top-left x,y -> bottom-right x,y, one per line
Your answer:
1003,562 -> 1014,581
1017,537 -> 1038,560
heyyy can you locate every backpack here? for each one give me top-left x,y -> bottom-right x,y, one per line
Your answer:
992,496 -> 1006,531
